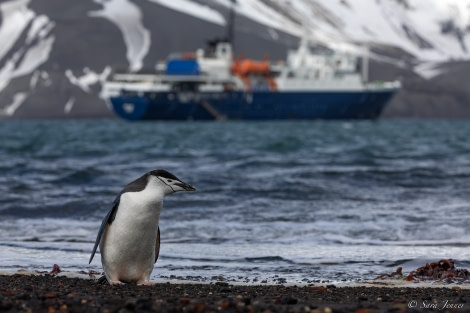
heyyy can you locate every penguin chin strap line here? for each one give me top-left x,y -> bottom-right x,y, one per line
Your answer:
157,176 -> 176,193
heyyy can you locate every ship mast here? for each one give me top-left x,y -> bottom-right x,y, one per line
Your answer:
362,44 -> 369,83
227,0 -> 236,46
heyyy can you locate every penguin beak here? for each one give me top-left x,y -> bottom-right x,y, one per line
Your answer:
175,182 -> 196,191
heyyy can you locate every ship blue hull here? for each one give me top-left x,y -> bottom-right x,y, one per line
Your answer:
110,90 -> 396,121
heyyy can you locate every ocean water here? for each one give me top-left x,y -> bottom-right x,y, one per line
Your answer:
1,119 -> 470,284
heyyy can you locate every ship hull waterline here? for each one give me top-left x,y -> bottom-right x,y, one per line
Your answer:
110,89 -> 397,121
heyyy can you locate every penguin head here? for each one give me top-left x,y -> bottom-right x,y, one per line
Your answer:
149,169 -> 196,195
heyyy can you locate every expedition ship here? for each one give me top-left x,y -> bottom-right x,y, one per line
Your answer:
104,37 -> 399,121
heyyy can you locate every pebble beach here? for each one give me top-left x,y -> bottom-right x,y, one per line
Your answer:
1,273 -> 470,313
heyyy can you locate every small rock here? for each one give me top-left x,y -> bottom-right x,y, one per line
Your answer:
215,281 -> 229,287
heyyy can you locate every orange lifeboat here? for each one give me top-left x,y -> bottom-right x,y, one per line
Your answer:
231,58 -> 277,91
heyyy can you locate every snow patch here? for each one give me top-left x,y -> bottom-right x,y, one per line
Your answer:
26,14 -> 55,44
414,62 -> 444,80
0,9 -> 55,94
0,60 -> 16,93
209,0 -> 470,63
40,71 -> 52,87
64,97 -> 75,114
0,0 -> 35,62
89,0 -> 150,72
147,0 -> 225,26
214,0 -> 302,36
0,92 -> 27,116
65,67 -> 111,94
267,28 -> 279,40
29,71 -> 39,89
14,35 -> 55,77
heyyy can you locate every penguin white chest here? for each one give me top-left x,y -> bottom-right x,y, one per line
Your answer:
101,189 -> 163,284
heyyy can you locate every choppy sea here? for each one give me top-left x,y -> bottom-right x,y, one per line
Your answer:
1,119 -> 469,284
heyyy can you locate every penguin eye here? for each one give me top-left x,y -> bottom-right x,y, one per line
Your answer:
167,179 -> 173,183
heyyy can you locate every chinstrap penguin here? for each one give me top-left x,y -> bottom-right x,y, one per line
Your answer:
89,169 -> 196,285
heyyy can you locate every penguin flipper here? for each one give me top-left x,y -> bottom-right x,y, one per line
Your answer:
155,227 -> 160,263
89,196 -> 120,264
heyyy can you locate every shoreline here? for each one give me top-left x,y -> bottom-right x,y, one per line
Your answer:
2,273 -> 470,313
2,269 -> 470,289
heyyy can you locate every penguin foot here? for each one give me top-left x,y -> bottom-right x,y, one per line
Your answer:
138,281 -> 155,286
110,280 -> 126,285
96,276 -> 108,285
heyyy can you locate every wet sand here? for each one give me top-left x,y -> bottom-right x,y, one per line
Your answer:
1,274 -> 470,313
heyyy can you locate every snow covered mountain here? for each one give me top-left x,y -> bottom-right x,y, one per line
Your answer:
1,0 -> 470,118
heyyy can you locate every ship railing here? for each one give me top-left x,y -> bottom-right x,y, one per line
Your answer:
366,80 -> 401,90
111,73 -> 233,86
